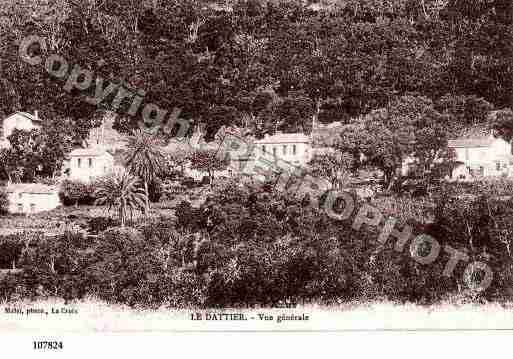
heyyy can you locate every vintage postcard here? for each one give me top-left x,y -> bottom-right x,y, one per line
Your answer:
1,0 -> 513,347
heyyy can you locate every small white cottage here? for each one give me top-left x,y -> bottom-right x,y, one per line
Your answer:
0,111 -> 42,147
62,147 -> 115,183
448,132 -> 513,180
5,183 -> 60,214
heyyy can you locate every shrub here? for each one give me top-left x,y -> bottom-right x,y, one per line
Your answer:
89,227 -> 165,304
59,180 -> 96,206
148,178 -> 163,203
33,176 -> 59,186
165,270 -> 208,308
0,187 -> 8,215
181,177 -> 198,189
0,273 -> 19,302
6,184 -> 513,307
161,180 -> 185,200
176,201 -> 200,231
87,216 -> 120,235
0,234 -> 24,269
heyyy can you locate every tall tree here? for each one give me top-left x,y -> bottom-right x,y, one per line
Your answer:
125,130 -> 166,214
94,170 -> 146,227
188,149 -> 229,187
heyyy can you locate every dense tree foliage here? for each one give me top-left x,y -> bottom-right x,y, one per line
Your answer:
1,0 -> 511,145
1,180 -> 513,307
94,170 -> 146,227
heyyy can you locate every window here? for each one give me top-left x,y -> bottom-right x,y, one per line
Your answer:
497,162 -> 501,171
17,204 -> 23,213
292,145 -> 297,155
77,158 -> 81,168
282,145 -> 287,155
29,204 -> 36,213
272,147 -> 277,157
18,193 -> 23,199
262,145 -> 266,153
88,158 -> 93,168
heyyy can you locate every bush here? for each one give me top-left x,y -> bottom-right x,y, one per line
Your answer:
59,180 -> 96,206
181,177 -> 199,189
33,176 -> 59,186
5,185 -> 513,308
89,227 -> 165,305
165,270 -> 208,308
87,216 -> 120,235
161,180 -> 185,200
148,178 -> 163,203
0,234 -> 25,269
200,176 -> 210,186
0,187 -> 8,215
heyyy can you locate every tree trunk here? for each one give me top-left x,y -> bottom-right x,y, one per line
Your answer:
144,179 -> 150,216
120,207 -> 125,228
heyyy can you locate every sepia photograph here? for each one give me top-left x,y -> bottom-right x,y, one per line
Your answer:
0,0 -> 513,348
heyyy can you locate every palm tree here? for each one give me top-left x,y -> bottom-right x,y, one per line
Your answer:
95,170 -> 146,227
125,130 -> 165,215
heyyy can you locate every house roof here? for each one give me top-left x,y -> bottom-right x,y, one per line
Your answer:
255,132 -> 310,144
448,138 -> 494,148
6,183 -> 57,194
68,147 -> 113,157
4,112 -> 42,123
447,124 -> 498,148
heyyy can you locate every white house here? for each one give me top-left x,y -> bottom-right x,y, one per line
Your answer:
254,132 -> 313,166
448,133 -> 513,180
5,183 -> 60,214
0,111 -> 41,147
62,147 -> 115,183
228,132 -> 313,181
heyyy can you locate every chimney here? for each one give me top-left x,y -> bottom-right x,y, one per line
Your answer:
34,110 -> 39,121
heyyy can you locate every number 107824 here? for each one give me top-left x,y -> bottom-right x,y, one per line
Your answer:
33,341 -> 63,350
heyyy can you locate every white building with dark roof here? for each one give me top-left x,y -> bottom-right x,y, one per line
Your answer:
5,183 -> 60,214
448,132 -> 513,179
0,111 -> 42,147
62,147 -> 115,183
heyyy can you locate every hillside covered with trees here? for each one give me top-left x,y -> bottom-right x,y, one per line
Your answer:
0,0 -> 513,309
1,0 -> 512,139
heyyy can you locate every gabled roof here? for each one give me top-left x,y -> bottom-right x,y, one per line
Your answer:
255,132 -> 310,144
6,183 -> 57,194
3,112 -> 42,123
448,138 -> 494,148
447,125 -> 498,148
68,147 -> 113,157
